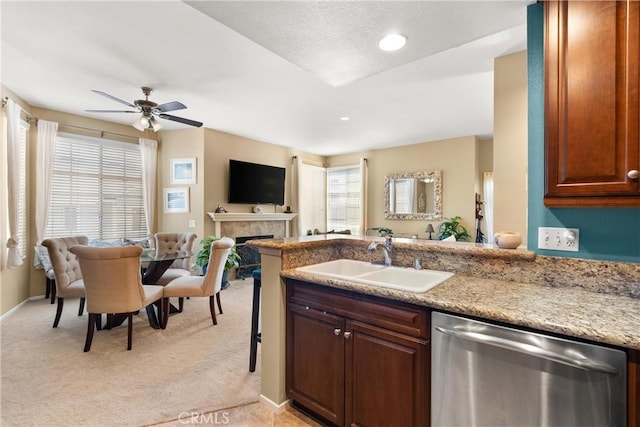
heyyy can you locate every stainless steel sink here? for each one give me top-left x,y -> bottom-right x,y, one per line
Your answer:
296,259 -> 453,293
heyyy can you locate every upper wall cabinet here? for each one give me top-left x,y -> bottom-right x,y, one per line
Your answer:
544,0 -> 640,207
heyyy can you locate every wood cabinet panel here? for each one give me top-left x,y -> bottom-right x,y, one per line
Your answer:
630,349 -> 640,427
286,303 -> 345,425
286,280 -> 430,427
345,320 -> 428,427
545,0 -> 640,206
287,279 -> 429,339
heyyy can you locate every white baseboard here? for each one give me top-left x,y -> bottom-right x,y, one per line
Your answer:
259,395 -> 290,413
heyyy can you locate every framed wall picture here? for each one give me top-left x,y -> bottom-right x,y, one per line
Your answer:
164,187 -> 190,213
171,158 -> 196,184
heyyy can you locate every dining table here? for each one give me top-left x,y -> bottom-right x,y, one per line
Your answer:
105,249 -> 193,330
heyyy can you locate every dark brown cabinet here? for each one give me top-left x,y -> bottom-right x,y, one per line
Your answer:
286,280 -> 429,427
544,0 -> 640,207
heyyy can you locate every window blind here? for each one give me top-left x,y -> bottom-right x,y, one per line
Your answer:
46,134 -> 146,240
327,165 -> 362,235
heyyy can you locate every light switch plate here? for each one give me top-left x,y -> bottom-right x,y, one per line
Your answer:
537,227 -> 579,252
189,219 -> 196,228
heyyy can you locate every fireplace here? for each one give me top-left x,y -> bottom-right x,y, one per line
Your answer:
235,234 -> 273,278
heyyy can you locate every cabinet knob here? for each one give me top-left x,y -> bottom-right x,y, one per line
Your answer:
628,170 -> 639,179
343,331 -> 352,339
333,328 -> 342,336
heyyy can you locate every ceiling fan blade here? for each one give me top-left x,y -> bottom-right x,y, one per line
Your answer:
91,89 -> 137,109
159,114 -> 203,128
156,101 -> 187,113
85,109 -> 138,113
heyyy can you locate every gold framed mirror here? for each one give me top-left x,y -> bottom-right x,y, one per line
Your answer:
384,170 -> 442,220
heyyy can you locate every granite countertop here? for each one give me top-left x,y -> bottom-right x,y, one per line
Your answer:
249,236 -> 640,351
282,268 -> 640,350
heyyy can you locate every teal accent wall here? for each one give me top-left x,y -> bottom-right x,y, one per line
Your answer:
527,3 -> 640,263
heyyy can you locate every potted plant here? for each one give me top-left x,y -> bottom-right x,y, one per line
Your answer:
437,216 -> 470,241
196,236 -> 241,289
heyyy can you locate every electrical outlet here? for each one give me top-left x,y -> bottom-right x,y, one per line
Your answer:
537,227 -> 579,252
189,219 -> 196,228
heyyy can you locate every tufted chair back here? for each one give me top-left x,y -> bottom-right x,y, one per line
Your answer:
69,245 -> 145,314
154,232 -> 197,270
201,237 -> 234,296
42,236 -> 88,297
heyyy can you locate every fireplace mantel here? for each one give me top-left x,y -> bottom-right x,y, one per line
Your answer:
206,212 -> 297,237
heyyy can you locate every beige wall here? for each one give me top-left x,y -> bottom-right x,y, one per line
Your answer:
156,127 -> 324,252
493,50 -> 528,244
328,135 -> 479,239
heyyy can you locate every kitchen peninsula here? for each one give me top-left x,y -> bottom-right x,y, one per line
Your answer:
248,234 -> 640,425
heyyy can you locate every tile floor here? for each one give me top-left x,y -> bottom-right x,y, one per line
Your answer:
154,401 -> 323,426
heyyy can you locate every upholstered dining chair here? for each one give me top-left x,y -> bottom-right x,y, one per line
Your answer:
153,232 -> 197,286
69,245 -> 164,352
41,236 -> 88,327
161,237 -> 234,329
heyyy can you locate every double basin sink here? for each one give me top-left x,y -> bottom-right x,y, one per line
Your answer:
295,259 -> 454,293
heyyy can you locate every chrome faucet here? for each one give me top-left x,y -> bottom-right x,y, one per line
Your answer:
367,236 -> 393,266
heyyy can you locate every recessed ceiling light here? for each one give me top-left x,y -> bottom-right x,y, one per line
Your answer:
379,34 -> 407,52
340,116 -> 350,121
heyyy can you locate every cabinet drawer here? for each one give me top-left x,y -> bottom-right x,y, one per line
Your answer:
286,279 -> 429,339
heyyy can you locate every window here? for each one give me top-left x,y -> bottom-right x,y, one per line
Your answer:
46,134 -> 146,240
327,164 -> 362,234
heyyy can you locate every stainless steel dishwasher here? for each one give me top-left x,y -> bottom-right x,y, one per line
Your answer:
431,311 -> 627,427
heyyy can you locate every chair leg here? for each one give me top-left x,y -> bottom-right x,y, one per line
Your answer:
155,300 -> 163,328
126,313 -> 133,351
45,278 -> 51,299
53,297 -> 64,328
178,297 -> 184,313
209,295 -> 218,325
84,313 -> 97,352
78,297 -> 85,316
216,291 -> 223,314
161,298 -> 169,329
249,281 -> 261,372
50,281 -> 56,304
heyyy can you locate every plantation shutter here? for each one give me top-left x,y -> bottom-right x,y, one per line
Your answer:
46,134 -> 146,240
327,164 -> 362,235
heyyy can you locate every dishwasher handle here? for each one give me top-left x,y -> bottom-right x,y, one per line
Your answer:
435,326 -> 619,375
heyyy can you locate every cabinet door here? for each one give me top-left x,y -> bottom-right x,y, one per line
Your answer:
345,320 -> 429,427
286,303 -> 345,425
545,0 -> 640,206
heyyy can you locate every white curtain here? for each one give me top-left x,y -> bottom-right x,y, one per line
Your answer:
359,158 -> 368,235
5,99 -> 23,267
293,156 -> 303,236
139,138 -> 157,238
483,172 -> 494,242
35,120 -> 58,244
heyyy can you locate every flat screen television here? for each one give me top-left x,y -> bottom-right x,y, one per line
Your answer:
228,159 -> 286,205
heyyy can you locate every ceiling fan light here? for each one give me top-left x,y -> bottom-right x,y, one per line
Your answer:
139,115 -> 150,128
150,116 -> 162,132
132,120 -> 146,131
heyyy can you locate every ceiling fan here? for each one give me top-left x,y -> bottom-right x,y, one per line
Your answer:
86,86 -> 203,132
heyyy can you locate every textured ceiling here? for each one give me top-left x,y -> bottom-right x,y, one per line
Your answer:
1,1 -> 530,156
188,1 -> 529,86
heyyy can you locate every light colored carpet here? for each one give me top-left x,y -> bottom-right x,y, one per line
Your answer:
1,279 -> 261,427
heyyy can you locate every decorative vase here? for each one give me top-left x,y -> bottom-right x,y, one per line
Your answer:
494,231 -> 522,249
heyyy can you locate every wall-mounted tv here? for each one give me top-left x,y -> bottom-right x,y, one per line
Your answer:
228,159 -> 286,205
